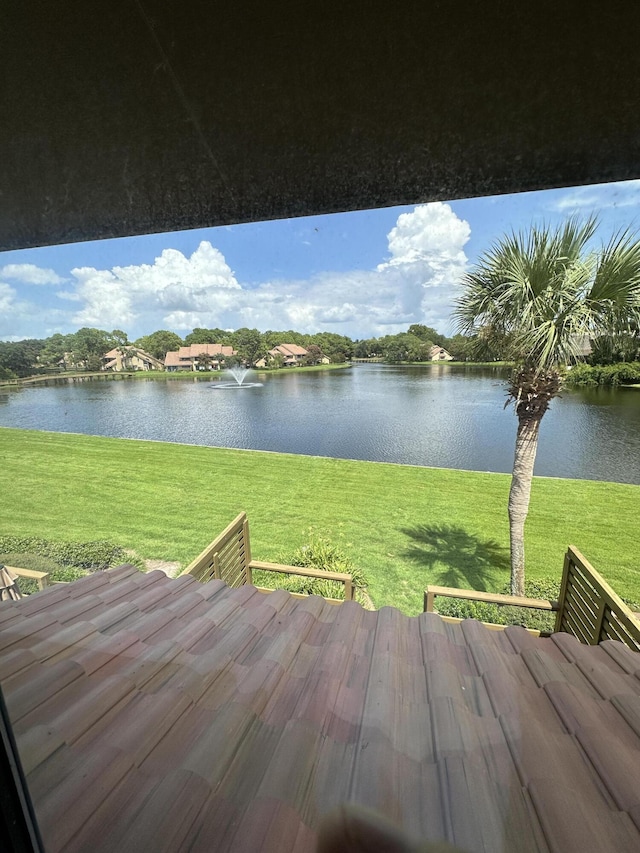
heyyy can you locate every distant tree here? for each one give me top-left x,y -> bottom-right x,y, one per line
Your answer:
446,334 -> 474,362
309,332 -> 354,359
109,329 -> 129,348
262,330 -> 307,349
407,324 -> 445,346
353,338 -> 381,358
184,327 -> 230,345
589,329 -> 640,364
196,352 -> 214,370
268,352 -> 284,369
412,340 -> 436,362
0,342 -> 34,377
455,217 -> 640,595
134,330 -> 183,360
40,333 -> 76,368
379,332 -> 424,363
381,338 -> 408,363
230,327 -> 264,365
73,327 -> 112,366
304,344 -> 324,365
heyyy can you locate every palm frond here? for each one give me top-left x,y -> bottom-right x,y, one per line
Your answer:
454,215 -> 640,372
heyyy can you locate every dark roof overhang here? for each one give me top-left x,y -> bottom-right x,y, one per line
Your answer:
2,2 -> 640,251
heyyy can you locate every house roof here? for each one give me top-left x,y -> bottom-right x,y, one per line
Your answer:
103,347 -> 162,364
270,344 -> 308,357
1,568 -> 640,852
163,351 -> 183,367
177,345 -> 236,358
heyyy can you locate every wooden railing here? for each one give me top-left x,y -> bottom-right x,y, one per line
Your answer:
555,546 -> 640,651
183,512 -> 355,603
423,586 -> 556,635
5,566 -> 50,592
424,586 -> 556,616
185,513 -> 254,588
424,545 -> 640,651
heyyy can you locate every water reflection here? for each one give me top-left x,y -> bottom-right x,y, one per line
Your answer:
0,364 -> 638,484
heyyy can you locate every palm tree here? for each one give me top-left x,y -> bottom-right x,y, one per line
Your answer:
454,216 -> 640,595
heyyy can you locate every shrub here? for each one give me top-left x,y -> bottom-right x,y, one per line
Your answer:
433,577 -> 561,632
0,552 -> 90,595
565,361 -> 640,386
564,364 -> 597,385
432,576 -> 640,631
0,536 -> 127,570
251,570 -> 348,601
0,552 -> 62,574
288,532 -> 368,587
253,530 -> 369,603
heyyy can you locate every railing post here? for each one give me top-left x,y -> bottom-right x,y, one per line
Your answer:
243,517 -> 252,585
344,578 -> 354,601
424,588 -> 436,613
555,549 -> 572,633
213,552 -> 221,581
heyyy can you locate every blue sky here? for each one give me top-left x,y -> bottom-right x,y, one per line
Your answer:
1,179 -> 639,342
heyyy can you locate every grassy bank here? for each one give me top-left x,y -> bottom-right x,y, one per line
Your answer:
1,427 -> 638,614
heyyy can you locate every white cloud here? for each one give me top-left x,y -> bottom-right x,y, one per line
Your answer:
0,282 -> 15,314
374,203 -> 470,330
549,180 -> 640,213
379,203 -> 470,269
235,203 -> 469,337
69,241 -> 241,330
16,203 -> 470,340
163,311 -> 207,330
0,263 -> 64,285
0,282 -> 68,340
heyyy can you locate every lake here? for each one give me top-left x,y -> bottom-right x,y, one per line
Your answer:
1,364 -> 639,484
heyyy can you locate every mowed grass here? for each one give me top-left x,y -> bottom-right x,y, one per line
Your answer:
1,427 -> 638,614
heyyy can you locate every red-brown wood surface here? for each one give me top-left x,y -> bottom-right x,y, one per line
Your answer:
0,568 -> 639,852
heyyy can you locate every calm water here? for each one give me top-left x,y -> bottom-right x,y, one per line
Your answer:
1,364 -> 639,483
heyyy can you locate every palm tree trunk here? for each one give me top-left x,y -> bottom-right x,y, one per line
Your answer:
508,414 -> 541,596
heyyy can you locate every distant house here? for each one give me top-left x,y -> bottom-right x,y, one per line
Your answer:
255,343 -> 309,367
164,343 -> 237,371
429,345 -> 454,362
570,334 -> 593,359
102,346 -> 164,371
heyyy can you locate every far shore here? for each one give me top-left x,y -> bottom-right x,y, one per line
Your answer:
0,361 -> 352,388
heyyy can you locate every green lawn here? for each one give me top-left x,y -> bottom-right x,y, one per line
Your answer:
1,427 -> 638,614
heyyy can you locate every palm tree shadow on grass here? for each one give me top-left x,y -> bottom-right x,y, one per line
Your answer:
401,524 -> 510,592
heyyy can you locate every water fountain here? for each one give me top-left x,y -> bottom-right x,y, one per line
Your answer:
211,365 -> 263,389
229,365 -> 249,386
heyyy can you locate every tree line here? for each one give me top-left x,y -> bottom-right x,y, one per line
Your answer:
0,323 -> 483,379
1,313 -> 638,380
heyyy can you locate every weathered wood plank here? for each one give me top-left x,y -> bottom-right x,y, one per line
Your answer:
560,547 -> 640,649
6,566 -> 50,591
424,585 -> 555,611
